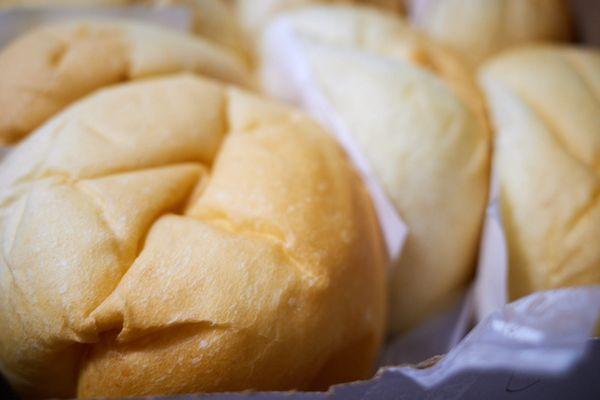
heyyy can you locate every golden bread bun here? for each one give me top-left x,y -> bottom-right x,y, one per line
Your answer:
408,0 -> 572,67
0,75 -> 386,398
0,19 -> 251,144
260,5 -> 489,332
479,45 -> 600,300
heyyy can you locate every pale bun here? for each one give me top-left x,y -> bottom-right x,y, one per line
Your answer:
479,45 -> 600,299
408,0 -> 572,67
236,0 -> 405,39
0,19 -> 251,144
0,74 -> 386,398
260,5 -> 490,332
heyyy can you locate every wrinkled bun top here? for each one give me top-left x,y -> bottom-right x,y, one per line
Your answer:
260,5 -> 489,332
0,19 -> 251,144
479,45 -> 600,299
0,74 -> 386,398
409,0 -> 572,66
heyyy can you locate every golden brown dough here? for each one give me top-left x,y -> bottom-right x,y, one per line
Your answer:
479,45 -> 600,299
0,74 -> 386,398
0,19 -> 251,144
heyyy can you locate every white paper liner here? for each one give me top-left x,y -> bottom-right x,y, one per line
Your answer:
474,166 -> 509,320
0,147 -> 8,162
260,14 -> 600,379
387,287 -> 600,387
381,288 -> 474,366
0,5 -> 192,48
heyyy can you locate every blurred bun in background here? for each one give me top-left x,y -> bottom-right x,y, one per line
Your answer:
479,45 -> 600,300
408,0 -> 572,67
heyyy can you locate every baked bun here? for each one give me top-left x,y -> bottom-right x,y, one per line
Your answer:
408,0 -> 572,67
0,75 -> 386,398
260,5 -> 489,332
0,19 -> 251,144
479,45 -> 600,300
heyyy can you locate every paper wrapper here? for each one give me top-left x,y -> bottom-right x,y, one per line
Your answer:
260,16 -> 600,383
0,147 -> 8,162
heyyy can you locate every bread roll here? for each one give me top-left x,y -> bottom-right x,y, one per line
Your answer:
0,19 -> 251,144
479,45 -> 600,300
0,74 -> 386,398
260,5 -> 490,332
408,0 -> 572,67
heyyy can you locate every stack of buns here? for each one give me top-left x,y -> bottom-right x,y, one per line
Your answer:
0,0 -> 598,398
